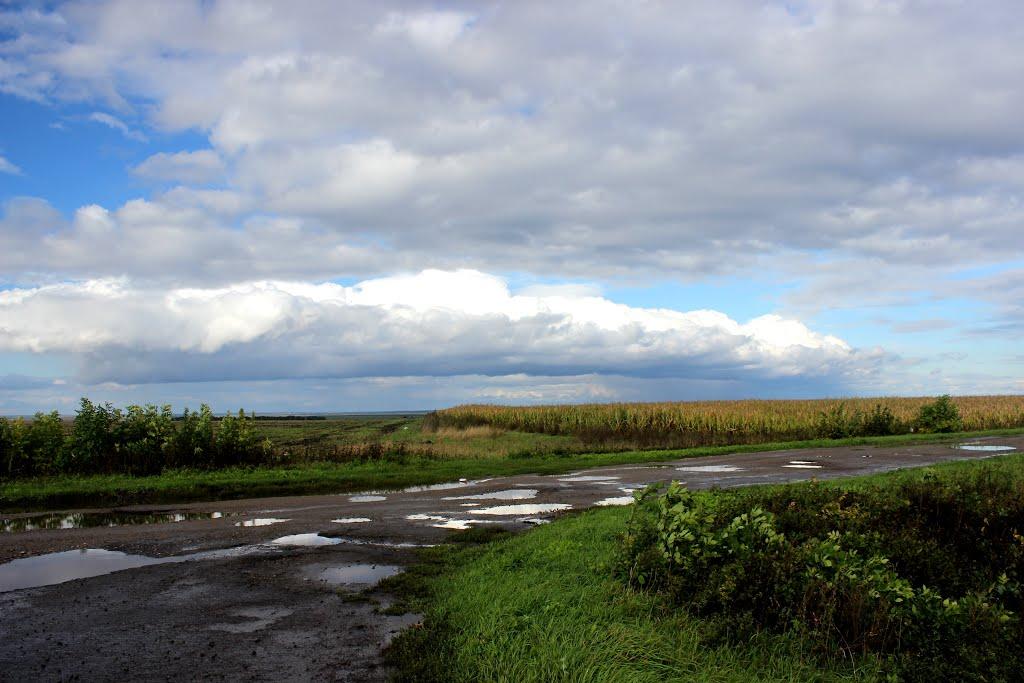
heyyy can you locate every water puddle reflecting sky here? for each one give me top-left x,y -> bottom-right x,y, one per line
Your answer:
470,503 -> 572,516
955,444 -> 1016,452
314,564 -> 402,587
0,549 -> 182,592
594,497 -> 634,506
444,489 -> 538,501
270,533 -> 343,547
235,518 -> 290,527
676,464 -> 743,473
1,510 -> 225,533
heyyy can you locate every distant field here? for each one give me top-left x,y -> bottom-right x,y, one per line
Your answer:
254,415 -> 584,461
428,395 -> 1024,448
5,395 -> 1024,509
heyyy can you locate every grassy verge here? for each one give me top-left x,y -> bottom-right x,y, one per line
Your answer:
383,452 -> 1023,682
2,427 -> 1021,511
383,508 -> 878,682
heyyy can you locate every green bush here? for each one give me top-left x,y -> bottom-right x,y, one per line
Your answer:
64,398 -> 120,473
169,405 -> 215,468
213,409 -> 271,467
916,394 -> 963,433
861,403 -> 897,436
0,417 -> 27,478
0,398 -> 271,479
618,462 -> 1024,680
116,404 -> 175,475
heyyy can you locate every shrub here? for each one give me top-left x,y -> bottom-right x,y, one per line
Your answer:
861,403 -> 897,436
916,394 -> 963,433
24,411 -> 66,476
618,461 -> 1024,679
213,409 -> 270,467
169,404 -> 215,468
816,402 -> 858,439
0,417 -> 28,479
64,398 -> 121,473
116,404 -> 175,475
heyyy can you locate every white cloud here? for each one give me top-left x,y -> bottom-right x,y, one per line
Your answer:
133,149 -> 224,184
1,1 -> 1021,286
88,111 -> 146,141
375,10 -> 473,51
0,155 -> 21,175
0,1 -> 1021,403
0,270 -> 880,387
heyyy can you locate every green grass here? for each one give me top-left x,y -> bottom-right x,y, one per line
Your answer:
384,452 -> 1024,682
3,427 -> 1022,511
384,508 -> 879,682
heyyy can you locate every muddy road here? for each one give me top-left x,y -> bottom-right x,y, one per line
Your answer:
1,436 -> 1020,681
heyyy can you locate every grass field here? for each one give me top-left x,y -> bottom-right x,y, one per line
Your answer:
384,453 -> 1024,682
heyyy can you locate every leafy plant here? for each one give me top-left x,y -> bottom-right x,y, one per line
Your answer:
916,394 -> 963,433
618,461 -> 1024,680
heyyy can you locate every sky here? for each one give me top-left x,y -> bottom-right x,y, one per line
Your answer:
1,0 -> 1023,414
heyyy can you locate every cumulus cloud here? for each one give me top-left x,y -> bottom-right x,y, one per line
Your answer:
0,269 -> 882,387
0,1 -> 1021,403
1,1 -> 1022,284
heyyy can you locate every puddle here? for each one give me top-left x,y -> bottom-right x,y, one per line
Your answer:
519,518 -> 550,525
0,549 -> 183,592
789,460 -> 817,465
0,543 -> 289,592
1,510 -> 224,533
558,475 -> 620,482
431,519 -> 474,530
955,444 -> 1016,452
332,518 -> 372,524
349,495 -> 387,503
314,564 -> 402,587
676,464 -> 743,473
459,503 -> 480,507
470,504 -> 572,516
405,513 -> 497,530
783,462 -> 822,469
270,533 -> 343,547
209,607 -> 293,633
330,537 -> 436,549
402,479 -> 484,493
594,496 -> 634,506
444,489 -> 538,501
406,514 -> 447,522
234,518 -> 290,527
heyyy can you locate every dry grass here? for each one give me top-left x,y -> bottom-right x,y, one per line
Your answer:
431,425 -> 506,440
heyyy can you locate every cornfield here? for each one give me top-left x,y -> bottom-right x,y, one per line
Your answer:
426,396 -> 1024,448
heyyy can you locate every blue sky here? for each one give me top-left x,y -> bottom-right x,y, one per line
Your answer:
1,1 -> 1023,413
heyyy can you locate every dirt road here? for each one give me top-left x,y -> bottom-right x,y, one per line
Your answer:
1,436 -> 1019,681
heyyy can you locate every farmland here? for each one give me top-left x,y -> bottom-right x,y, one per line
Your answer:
3,394 -> 1024,509
429,395 -> 1024,447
